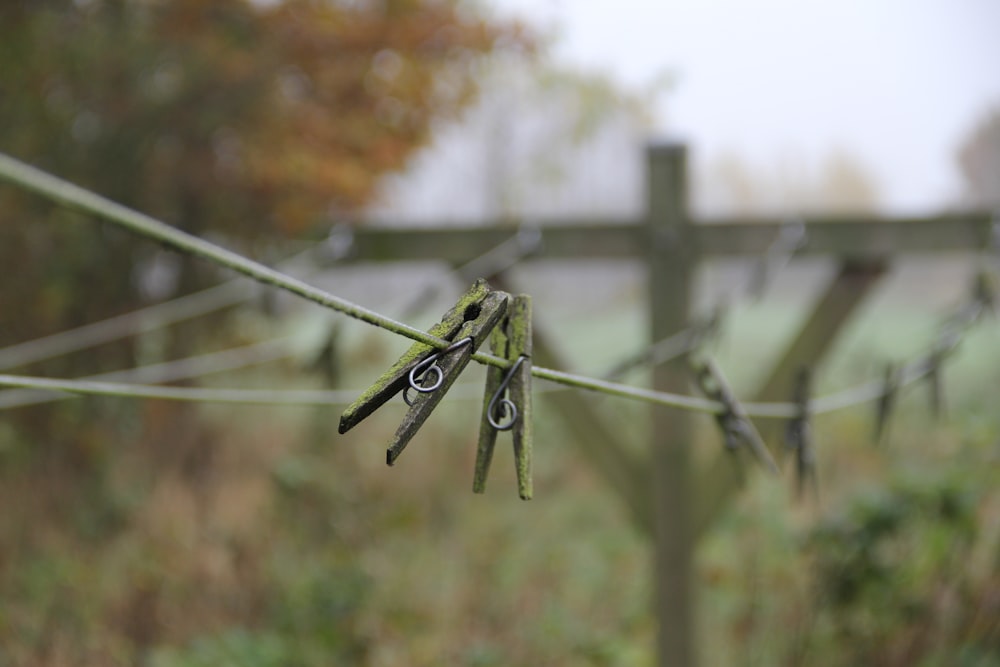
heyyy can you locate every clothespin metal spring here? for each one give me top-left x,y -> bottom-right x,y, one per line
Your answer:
402,337 -> 472,406
487,355 -> 527,431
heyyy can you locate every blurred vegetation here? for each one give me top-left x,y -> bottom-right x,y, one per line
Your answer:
0,0 -> 523,400
803,472 -> 996,665
0,0 -> 526,664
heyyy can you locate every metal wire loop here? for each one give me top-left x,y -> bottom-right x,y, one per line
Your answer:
403,337 -> 473,406
487,356 -> 527,431
489,397 -> 518,431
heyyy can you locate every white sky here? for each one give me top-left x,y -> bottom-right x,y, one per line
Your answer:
488,0 -> 1000,213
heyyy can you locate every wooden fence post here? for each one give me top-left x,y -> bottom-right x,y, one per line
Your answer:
647,143 -> 697,667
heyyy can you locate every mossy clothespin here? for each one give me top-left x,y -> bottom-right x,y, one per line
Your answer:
972,268 -> 997,315
386,289 -> 508,465
692,357 -> 779,474
924,344 -> 949,419
749,219 -> 806,301
785,367 -> 816,500
338,280 -> 510,466
339,279 -> 492,434
873,361 -> 900,446
473,294 -> 533,500
310,321 -> 343,387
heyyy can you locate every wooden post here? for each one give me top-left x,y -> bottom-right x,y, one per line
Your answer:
648,143 -> 697,667
530,318 -> 652,531
752,260 -> 889,403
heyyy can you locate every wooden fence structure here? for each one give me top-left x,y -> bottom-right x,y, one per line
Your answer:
336,144 -> 997,667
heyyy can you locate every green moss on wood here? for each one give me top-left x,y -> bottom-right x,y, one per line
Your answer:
339,279 -> 491,432
473,317 -> 509,493
510,295 -> 533,500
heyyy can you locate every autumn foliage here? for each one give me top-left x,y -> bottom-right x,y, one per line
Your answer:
0,1 -> 527,660
1,0 -> 522,234
0,0 -> 524,360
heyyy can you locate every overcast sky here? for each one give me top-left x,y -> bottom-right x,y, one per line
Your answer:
488,0 -> 1000,213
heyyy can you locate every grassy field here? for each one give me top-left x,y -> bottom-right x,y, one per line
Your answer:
1,264 -> 998,666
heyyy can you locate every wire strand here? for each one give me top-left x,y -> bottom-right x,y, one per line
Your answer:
602,219 -> 803,380
0,338 -> 293,410
0,222 -> 544,412
0,152 -> 720,408
0,153 -> 461,352
0,152 -> 992,421
0,372 -> 533,407
0,374 -> 365,406
0,240 -> 339,371
0,281 -> 252,371
0,346 -> 957,415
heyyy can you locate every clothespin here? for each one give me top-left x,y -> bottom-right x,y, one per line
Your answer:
472,294 -> 533,500
473,295 -> 533,499
923,346 -> 946,419
942,270 -> 995,334
785,367 -> 817,500
309,321 -> 343,387
873,361 -> 900,445
338,279 -> 509,465
749,220 -> 806,301
972,268 -> 997,316
692,357 -> 779,474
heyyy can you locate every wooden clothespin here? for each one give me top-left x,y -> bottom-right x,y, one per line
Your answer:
473,295 -> 533,500
972,268 -> 997,316
873,361 -> 900,445
942,269 -> 995,334
309,321 -> 343,387
785,367 -> 816,500
338,279 -> 509,465
924,345 -> 947,419
749,220 -> 806,301
692,357 -> 779,474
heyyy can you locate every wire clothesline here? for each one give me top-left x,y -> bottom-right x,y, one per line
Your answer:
0,234 -> 543,411
0,152 -> 993,420
0,224 -> 357,371
600,218 -> 806,380
0,337 -> 293,410
0,217 -> 829,415
0,221 -> 542,409
0,216 -> 538,373
0,374 -> 455,407
0,302 -> 977,417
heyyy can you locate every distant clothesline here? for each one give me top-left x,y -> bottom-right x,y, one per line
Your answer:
0,151 -> 993,421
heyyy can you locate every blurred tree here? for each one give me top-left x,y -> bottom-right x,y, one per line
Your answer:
957,106 -> 1000,208
366,56 -> 654,223
0,0 -> 523,410
0,2 -> 525,660
814,150 -> 879,213
700,149 -> 878,217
